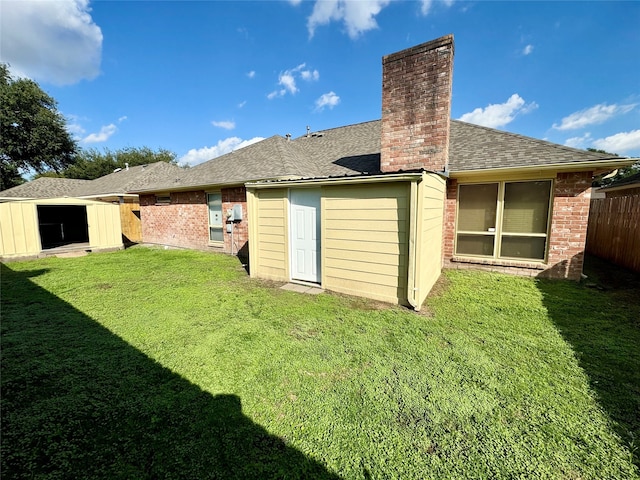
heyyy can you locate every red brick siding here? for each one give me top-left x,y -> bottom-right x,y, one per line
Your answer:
139,187 -> 249,257
221,186 -> 248,257
544,171 -> 593,280
442,178 -> 457,262
381,35 -> 454,174
442,172 -> 593,280
140,191 -> 209,249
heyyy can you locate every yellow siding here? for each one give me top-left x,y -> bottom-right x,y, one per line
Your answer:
87,203 -> 122,248
1,199 -> 122,258
415,173 -> 446,308
323,183 -> 410,305
249,188 -> 289,281
0,202 -> 40,256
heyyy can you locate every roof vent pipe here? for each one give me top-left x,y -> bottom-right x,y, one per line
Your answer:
285,133 -> 291,141
125,162 -> 129,171
306,125 -> 310,138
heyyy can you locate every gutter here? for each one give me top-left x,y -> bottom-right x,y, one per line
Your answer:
406,179 -> 420,310
450,157 -> 638,178
133,176 -> 301,195
246,172 -> 425,189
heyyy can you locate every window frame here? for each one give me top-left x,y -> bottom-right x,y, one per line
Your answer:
454,179 -> 554,263
207,192 -> 224,244
155,194 -> 171,205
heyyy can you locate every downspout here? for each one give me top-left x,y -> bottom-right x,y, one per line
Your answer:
407,180 -> 420,310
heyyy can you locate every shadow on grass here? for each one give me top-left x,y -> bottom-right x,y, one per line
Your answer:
536,255 -> 640,468
0,264 -> 341,480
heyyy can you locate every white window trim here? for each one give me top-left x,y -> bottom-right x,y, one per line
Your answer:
207,191 -> 224,245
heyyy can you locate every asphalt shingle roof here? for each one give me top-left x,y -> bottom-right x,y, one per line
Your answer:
71,162 -> 182,196
448,120 -> 618,171
136,118 -> 621,192
6,119 -> 623,198
0,162 -> 182,199
0,177 -> 91,199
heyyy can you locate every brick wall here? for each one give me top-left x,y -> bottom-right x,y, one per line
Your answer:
140,191 -> 209,249
221,186 -> 248,259
442,172 -> 593,280
442,178 -> 457,261
544,171 -> 593,280
381,35 -> 454,174
139,186 -> 249,257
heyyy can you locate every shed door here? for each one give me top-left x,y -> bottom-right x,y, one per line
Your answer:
290,189 -> 321,283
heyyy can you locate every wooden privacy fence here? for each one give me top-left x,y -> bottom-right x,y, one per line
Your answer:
119,201 -> 142,244
586,195 -> 640,272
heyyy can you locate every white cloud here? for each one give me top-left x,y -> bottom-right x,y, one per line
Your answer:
179,137 -> 265,167
212,120 -> 236,130
0,0 -> 102,85
553,103 -> 637,130
82,124 -> 117,144
315,91 -> 341,112
66,122 -> 86,138
564,133 -> 592,149
420,0 -> 454,16
301,69 -> 320,81
592,130 -> 640,154
307,0 -> 391,39
268,90 -> 286,100
523,44 -> 534,55
458,94 -> 538,128
289,0 -> 303,5
118,116 -> 128,123
247,71 -> 256,79
65,113 -> 86,139
279,72 -> 298,95
268,63 -> 319,99
238,101 -> 247,108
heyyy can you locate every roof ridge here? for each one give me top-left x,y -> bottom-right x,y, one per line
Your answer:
292,119 -> 381,140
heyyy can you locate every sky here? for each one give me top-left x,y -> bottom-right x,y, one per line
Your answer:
1,0 -> 639,169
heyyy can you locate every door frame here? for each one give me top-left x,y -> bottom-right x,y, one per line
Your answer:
288,188 -> 321,284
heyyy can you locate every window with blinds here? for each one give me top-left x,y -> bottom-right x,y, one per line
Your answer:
455,180 -> 552,261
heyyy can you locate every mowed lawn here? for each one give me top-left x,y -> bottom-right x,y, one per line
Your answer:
1,247 -> 639,479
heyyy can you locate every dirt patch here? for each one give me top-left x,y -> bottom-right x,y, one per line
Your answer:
426,273 -> 451,299
582,254 -> 640,313
583,254 -> 640,291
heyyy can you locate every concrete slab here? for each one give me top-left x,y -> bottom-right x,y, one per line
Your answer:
55,251 -> 88,258
280,283 -> 324,295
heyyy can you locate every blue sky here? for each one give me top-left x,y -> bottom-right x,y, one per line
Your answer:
2,0 -> 639,167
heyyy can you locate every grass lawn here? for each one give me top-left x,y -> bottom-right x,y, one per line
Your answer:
2,247 -> 638,479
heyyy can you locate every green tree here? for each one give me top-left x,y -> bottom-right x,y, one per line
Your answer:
62,147 -> 179,180
0,64 -> 77,190
588,148 -> 639,187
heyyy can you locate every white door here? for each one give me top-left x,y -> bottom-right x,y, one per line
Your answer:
290,189 -> 321,283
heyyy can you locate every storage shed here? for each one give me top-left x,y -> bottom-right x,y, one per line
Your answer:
246,171 -> 445,309
0,197 -> 123,260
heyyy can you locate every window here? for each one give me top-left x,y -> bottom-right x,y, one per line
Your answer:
207,193 -> 223,242
155,195 -> 171,205
456,180 -> 552,261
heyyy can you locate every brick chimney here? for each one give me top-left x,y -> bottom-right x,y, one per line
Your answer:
381,35 -> 454,173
